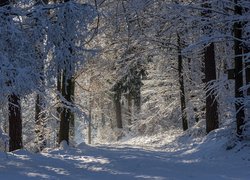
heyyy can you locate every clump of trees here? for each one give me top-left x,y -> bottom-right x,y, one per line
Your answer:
0,0 -> 249,152
0,0 -> 97,151
83,0 -> 250,142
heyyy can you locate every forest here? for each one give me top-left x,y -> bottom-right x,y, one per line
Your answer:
0,0 -> 250,179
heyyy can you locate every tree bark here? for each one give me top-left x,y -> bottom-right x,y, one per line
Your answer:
57,0 -> 76,145
56,70 -> 62,146
1,0 -> 23,152
234,0 -> 245,137
202,0 -> 219,133
58,71 -> 75,145
204,42 -> 219,133
88,96 -> 92,144
126,93 -> 132,126
134,89 -> 141,115
114,91 -> 123,128
9,94 -> 22,152
177,34 -> 188,131
245,56 -> 250,96
69,77 -> 75,143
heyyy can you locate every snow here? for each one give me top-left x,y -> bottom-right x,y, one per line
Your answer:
1,129 -> 250,180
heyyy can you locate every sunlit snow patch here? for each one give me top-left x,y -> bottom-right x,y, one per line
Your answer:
25,172 -> 50,178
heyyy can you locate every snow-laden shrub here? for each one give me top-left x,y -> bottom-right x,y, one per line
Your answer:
185,119 -> 206,138
0,128 -> 9,152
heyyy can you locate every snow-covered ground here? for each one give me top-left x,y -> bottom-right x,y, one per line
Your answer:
0,129 -> 250,180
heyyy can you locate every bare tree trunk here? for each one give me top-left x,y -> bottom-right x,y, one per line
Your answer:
59,71 -> 69,144
58,71 -> 75,145
134,90 -> 141,115
88,97 -> 92,144
234,0 -> 245,137
114,91 -> 123,129
244,8 -> 250,97
202,0 -> 219,133
1,0 -> 23,152
126,93 -> 132,126
56,70 -> 62,146
9,94 -> 22,152
69,77 -> 75,143
245,56 -> 250,96
245,49 -> 250,135
57,0 -> 76,145
177,34 -> 188,131
204,42 -> 219,133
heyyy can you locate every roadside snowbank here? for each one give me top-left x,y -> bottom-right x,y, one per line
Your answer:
0,128 -> 249,180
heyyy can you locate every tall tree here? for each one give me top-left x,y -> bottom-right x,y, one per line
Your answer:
0,0 -> 23,152
177,33 -> 188,131
34,0 -> 48,152
244,6 -> 250,128
234,0 -> 245,137
125,93 -> 132,126
53,0 -> 96,145
8,94 -> 23,152
202,1 -> 219,133
204,42 -> 219,133
113,82 -> 123,129
57,0 -> 76,145
58,71 -> 75,144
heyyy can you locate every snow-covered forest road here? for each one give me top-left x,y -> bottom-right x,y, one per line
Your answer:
1,135 -> 250,180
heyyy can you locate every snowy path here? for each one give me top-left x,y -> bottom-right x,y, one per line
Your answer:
0,140 -> 250,180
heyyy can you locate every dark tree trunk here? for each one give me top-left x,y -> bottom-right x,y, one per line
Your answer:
114,91 -> 123,128
202,0 -> 219,133
204,43 -> 219,133
57,70 -> 62,116
245,51 -> 250,131
69,77 -> 75,143
59,71 -> 69,144
0,0 -> 8,6
234,0 -> 245,137
57,0 -> 76,145
58,71 -> 75,145
56,70 -> 62,145
1,0 -> 23,152
88,95 -> 92,144
126,93 -> 132,126
245,57 -> 250,96
177,34 -> 188,131
9,94 -> 22,152
244,7 -> 250,97
134,89 -> 141,115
